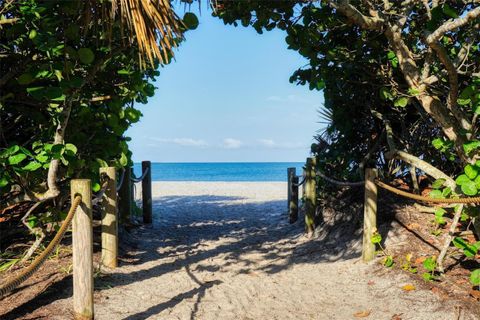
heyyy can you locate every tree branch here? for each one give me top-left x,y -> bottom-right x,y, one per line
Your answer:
386,150 -> 457,190
0,18 -> 18,25
426,7 -> 480,45
437,204 -> 464,273
328,0 -> 384,30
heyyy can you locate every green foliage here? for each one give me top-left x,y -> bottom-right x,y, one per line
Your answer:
401,254 -> 417,274
371,232 -> 382,244
456,163 -> 480,196
434,208 -> 447,226
183,12 -> 199,30
214,0 -> 479,289
371,231 -> 394,268
0,0 -> 189,246
471,269 -> 480,286
452,237 -> 480,258
422,257 -> 438,282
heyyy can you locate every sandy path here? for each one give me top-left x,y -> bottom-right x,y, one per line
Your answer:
60,182 -> 475,319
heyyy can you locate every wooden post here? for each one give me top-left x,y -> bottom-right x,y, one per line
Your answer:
119,167 -> 132,224
142,161 -> 152,224
289,176 -> 299,224
302,167 -> 306,199
473,218 -> 480,240
305,157 -> 317,235
130,167 -> 135,215
71,179 -> 94,320
362,168 -> 378,262
100,167 -> 118,269
287,167 -> 296,210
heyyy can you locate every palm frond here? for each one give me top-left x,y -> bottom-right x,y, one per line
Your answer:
95,0 -> 185,68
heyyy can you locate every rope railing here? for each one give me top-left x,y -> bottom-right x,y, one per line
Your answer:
92,175 -> 111,206
0,195 -> 82,298
375,179 -> 480,204
289,158 -> 480,269
130,166 -> 150,183
292,175 -> 306,187
315,170 -> 364,187
0,162 -> 153,318
116,168 -> 125,192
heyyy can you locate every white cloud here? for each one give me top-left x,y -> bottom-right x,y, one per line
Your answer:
257,139 -> 304,149
258,139 -> 276,147
222,138 -> 243,149
149,137 -> 208,147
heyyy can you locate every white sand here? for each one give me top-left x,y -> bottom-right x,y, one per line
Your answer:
59,182 -> 476,319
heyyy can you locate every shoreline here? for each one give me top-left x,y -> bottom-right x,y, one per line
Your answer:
133,181 -> 292,201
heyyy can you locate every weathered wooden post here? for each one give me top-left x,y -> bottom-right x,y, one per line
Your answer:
362,168 -> 378,262
100,167 -> 118,269
305,157 -> 317,235
71,179 -> 94,320
289,176 -> 299,223
302,167 -> 306,200
287,167 -> 296,210
119,167 -> 132,224
142,161 -> 153,224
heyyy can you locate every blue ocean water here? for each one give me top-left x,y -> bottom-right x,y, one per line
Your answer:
132,162 -> 304,182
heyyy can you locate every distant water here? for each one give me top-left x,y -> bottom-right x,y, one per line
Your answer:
132,162 -> 304,182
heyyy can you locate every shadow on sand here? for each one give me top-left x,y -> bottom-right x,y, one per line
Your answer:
2,193 -> 366,320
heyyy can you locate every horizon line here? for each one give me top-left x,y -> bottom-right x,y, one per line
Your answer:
132,161 -> 306,164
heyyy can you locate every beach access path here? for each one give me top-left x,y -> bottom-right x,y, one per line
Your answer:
53,182 -> 477,319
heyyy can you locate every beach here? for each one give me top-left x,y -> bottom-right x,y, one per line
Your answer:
3,181 -> 476,319
83,181 -> 470,320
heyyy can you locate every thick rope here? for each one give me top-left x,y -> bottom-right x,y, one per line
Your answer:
316,170 -> 365,187
375,179 -> 480,204
116,168 -> 125,192
292,176 -> 306,187
0,195 -> 82,298
130,167 -> 149,183
92,177 -> 110,206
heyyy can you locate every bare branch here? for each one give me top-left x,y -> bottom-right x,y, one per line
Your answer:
437,204 -> 464,273
328,0 -> 384,30
422,0 -> 431,19
387,150 -> 457,190
0,18 -> 18,25
426,7 -> 480,44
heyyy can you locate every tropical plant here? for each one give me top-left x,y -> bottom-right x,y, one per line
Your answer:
0,0 -> 196,261
214,0 -> 480,284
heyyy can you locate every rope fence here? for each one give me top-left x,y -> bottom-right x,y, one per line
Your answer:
0,161 -> 153,319
315,170 -> 364,187
288,157 -> 480,263
130,166 -> 149,183
0,195 -> 82,298
116,168 -> 125,192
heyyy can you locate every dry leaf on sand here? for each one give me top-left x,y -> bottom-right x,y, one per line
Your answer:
353,310 -> 371,318
401,284 -> 415,291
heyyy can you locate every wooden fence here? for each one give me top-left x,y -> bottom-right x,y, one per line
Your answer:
287,157 -> 377,263
288,156 -> 480,267
71,162 -> 152,319
0,162 -> 152,320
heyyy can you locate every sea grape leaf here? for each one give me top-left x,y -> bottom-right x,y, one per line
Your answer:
461,180 -> 477,196
470,269 -> 480,286
432,178 -> 446,189
423,257 -> 436,272
78,48 -> 95,64
8,153 -> 27,165
465,164 -> 479,179
456,174 -> 471,186
183,12 -> 199,30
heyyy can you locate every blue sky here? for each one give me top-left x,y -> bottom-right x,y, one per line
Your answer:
128,8 -> 324,162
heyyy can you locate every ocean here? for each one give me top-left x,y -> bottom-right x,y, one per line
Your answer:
132,162 -> 304,182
